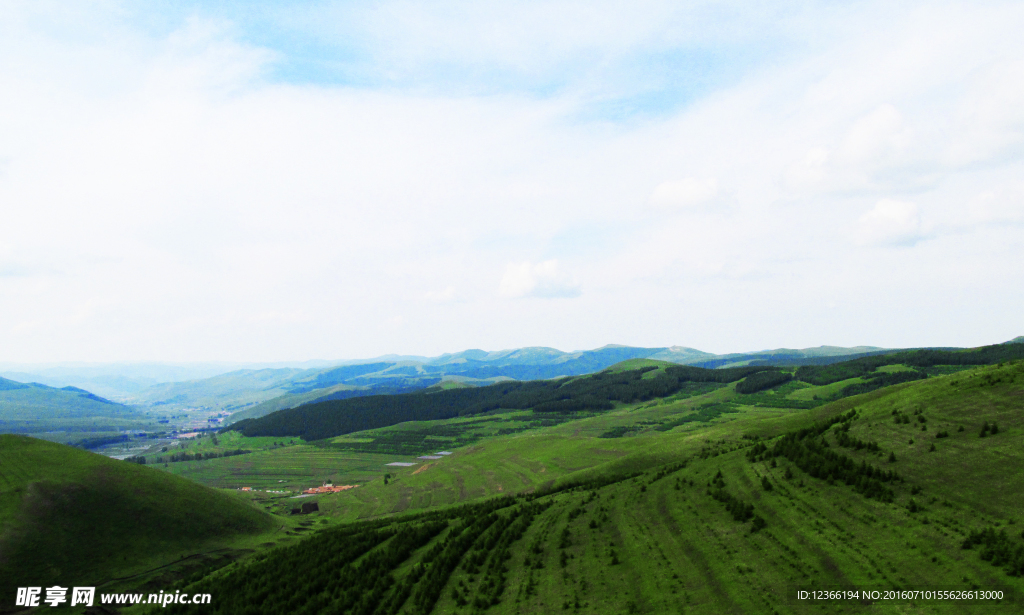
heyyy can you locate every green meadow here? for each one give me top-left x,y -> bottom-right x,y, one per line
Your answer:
0,435 -> 284,603
125,359 -> 1024,615
4,353 -> 1022,614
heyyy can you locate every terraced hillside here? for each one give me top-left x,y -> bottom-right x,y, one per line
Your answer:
138,360 -> 1023,615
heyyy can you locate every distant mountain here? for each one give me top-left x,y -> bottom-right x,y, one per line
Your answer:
125,368 -> 306,409
0,376 -> 142,425
684,346 -> 891,369
3,344 -> 899,421
214,344 -> 891,424
0,360 -> 352,399
646,346 -> 719,363
227,340 -> 1024,443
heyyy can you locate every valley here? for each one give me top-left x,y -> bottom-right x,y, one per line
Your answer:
2,341 -> 1022,614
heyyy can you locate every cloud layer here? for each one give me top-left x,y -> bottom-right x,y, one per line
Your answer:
499,261 -> 581,299
1,1 -> 1023,362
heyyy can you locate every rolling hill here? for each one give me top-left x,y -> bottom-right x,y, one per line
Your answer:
38,344 -> 886,422
0,377 -> 148,437
216,344 -> 896,424
142,352 -> 1024,614
225,341 -> 1024,444
0,435 -> 276,601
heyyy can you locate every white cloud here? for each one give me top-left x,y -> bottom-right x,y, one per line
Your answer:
425,286 -> 457,303
855,199 -> 924,247
498,261 -> 581,299
649,177 -> 718,210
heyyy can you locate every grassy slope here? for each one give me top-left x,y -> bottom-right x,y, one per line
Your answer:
604,358 -> 678,373
227,382 -> 362,422
127,368 -> 305,410
0,435 -> 278,600
0,382 -> 141,421
144,361 -> 1023,615
0,381 -> 152,441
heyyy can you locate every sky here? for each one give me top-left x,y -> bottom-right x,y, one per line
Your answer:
1,0 -> 1023,363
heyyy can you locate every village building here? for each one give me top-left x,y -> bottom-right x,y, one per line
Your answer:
302,482 -> 358,494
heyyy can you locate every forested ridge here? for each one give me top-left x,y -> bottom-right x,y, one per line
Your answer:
795,342 -> 1024,385
226,342 -> 1024,442
226,365 -> 777,441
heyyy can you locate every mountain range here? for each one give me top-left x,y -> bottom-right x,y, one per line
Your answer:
2,344 -> 897,428
119,344 -> 892,422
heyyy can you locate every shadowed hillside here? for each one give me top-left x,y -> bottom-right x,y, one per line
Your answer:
0,435 -> 275,601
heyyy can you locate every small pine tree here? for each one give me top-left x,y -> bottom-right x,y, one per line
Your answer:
888,452 -> 897,463
784,466 -> 793,480
761,476 -> 773,492
908,499 -> 919,513
991,423 -> 999,435
929,443 -> 936,452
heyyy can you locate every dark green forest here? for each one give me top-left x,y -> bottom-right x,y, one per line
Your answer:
226,365 -> 777,441
795,342 -> 1024,385
226,342 -> 1024,443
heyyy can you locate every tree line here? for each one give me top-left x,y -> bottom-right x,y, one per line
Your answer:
227,364 -> 779,441
746,410 -> 899,502
795,342 -> 1024,386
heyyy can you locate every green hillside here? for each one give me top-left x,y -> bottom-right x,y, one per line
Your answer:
225,341 -> 1024,444
113,344 -> 892,419
227,382 -> 363,422
126,367 -> 306,410
225,364 -> 779,441
0,435 -> 276,600
0,377 -> 151,440
0,377 -> 138,421
130,357 -> 1023,614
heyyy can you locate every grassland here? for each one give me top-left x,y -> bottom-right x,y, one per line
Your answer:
9,356 -> 1019,614
0,435 -> 282,604
0,377 -> 156,441
123,360 -> 1024,615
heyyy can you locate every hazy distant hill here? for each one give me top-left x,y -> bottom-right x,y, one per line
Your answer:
126,368 -> 306,409
216,344 -> 896,423
13,344 -> 893,425
0,377 -> 148,436
0,360 -> 343,399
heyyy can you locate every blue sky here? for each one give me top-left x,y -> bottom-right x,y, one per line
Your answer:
120,1 -> 790,115
1,1 -> 1023,362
